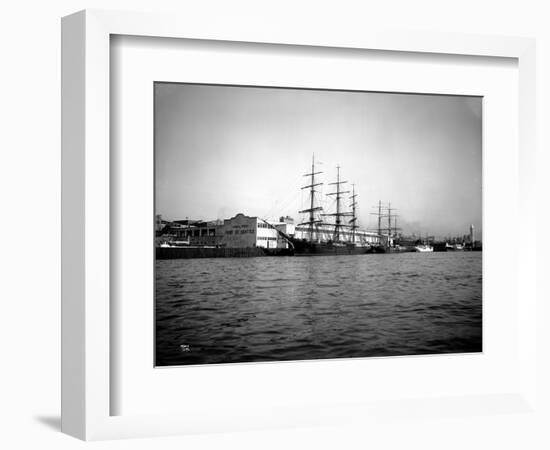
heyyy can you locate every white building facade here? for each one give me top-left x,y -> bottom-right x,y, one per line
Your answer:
221,213 -> 290,249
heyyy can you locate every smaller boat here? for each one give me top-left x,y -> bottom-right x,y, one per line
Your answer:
445,242 -> 464,251
414,244 -> 434,252
399,244 -> 417,252
159,239 -> 191,248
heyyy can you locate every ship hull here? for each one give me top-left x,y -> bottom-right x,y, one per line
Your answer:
364,246 -> 416,254
365,245 -> 388,254
290,239 -> 369,256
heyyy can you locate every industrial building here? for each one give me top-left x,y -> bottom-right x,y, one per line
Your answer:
156,218 -> 223,247
221,213 -> 291,249
157,213 -> 293,249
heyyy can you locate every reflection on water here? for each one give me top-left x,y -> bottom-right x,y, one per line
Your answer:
155,252 -> 482,366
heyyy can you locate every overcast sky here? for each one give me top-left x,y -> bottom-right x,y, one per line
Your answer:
155,83 -> 482,238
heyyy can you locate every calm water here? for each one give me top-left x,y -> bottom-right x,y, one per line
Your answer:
155,252 -> 482,366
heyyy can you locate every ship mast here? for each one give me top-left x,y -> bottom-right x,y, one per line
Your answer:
378,200 -> 382,236
322,166 -> 351,242
349,184 -> 358,244
392,216 -> 401,237
371,200 -> 383,240
385,202 -> 399,247
299,154 -> 323,241
371,201 -> 400,248
386,202 -> 397,237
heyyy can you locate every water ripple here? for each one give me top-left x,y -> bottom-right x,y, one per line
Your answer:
155,252 -> 482,366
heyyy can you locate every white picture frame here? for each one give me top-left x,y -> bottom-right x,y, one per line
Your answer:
61,9 -> 537,441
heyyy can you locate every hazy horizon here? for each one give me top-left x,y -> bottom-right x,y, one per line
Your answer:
155,83 -> 482,239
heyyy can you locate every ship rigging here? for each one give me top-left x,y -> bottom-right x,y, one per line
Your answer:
291,155 -> 374,255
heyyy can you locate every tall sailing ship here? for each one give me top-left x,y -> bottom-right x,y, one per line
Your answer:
289,155 -> 371,255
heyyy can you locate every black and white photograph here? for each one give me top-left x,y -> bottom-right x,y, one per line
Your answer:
154,82 -> 482,367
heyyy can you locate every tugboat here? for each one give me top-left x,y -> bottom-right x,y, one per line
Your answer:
414,243 -> 434,252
